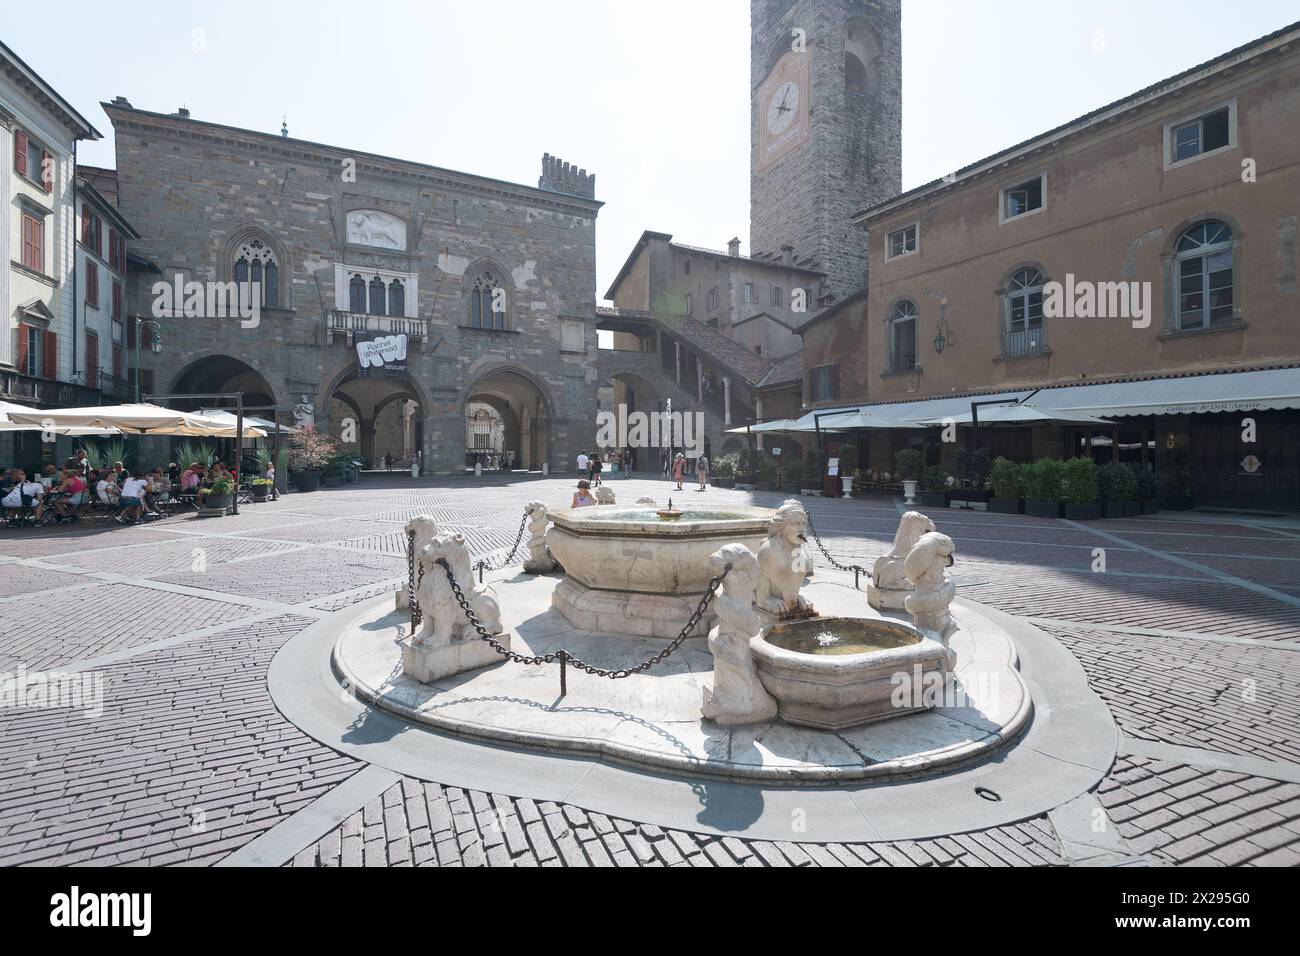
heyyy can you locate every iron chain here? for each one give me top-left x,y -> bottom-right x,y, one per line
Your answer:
804,510 -> 871,579
474,510 -> 530,574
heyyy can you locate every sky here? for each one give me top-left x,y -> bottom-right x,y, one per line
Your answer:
3,0 -> 1296,301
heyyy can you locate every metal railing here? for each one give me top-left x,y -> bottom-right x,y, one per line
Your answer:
1002,325 -> 1048,358
327,310 -> 429,338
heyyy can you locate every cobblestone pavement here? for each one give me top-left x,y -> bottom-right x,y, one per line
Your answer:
2,475 -> 1298,866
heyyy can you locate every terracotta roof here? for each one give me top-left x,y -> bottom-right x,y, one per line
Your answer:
756,351 -> 804,390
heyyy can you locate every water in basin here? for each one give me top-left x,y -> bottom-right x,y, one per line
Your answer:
579,509 -> 755,522
764,617 -> 919,656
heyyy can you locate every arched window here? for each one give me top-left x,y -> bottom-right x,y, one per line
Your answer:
845,53 -> 868,93
349,274 -> 366,313
1175,220 -> 1234,330
368,276 -> 386,316
889,300 -> 917,372
233,238 -> 280,310
1005,267 -> 1045,356
388,279 -> 405,318
469,269 -> 506,329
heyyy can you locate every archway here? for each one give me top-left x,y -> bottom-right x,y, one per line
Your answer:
464,367 -> 552,471
325,366 -> 425,468
609,372 -> 661,470
171,355 -> 277,408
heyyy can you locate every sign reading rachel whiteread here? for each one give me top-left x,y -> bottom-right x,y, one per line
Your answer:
356,334 -> 407,369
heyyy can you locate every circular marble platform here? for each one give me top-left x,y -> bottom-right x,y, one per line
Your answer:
331,568 -> 1032,783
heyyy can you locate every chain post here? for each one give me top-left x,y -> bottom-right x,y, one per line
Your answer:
558,649 -> 568,697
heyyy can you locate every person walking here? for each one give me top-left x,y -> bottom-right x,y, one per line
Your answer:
661,450 -> 670,478
577,450 -> 589,477
672,452 -> 686,491
590,454 -> 603,486
695,453 -> 710,492
622,448 -> 633,479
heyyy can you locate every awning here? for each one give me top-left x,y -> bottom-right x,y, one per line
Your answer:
1032,368 -> 1300,418
914,402 -> 1115,426
196,409 -> 294,435
6,403 -> 267,437
725,419 -> 801,434
0,400 -> 121,436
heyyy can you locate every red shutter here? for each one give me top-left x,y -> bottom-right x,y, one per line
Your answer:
86,333 -> 98,388
41,150 -> 52,192
107,227 -> 115,268
112,281 -> 122,320
14,131 -> 26,177
42,330 -> 57,379
17,322 -> 29,373
81,204 -> 90,245
86,261 -> 98,306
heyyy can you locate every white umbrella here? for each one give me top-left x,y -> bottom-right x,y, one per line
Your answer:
195,409 -> 289,435
0,400 -> 121,436
913,403 -> 1115,426
5,402 -> 266,437
814,409 -> 910,430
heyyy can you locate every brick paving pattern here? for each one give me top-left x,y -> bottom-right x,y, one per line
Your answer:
2,476 -> 1298,866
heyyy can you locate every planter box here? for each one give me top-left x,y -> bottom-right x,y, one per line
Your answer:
951,489 -> 990,504
252,491 -> 270,503
800,486 -> 822,497
1024,499 -> 1063,518
1140,499 -> 1160,515
294,470 -> 321,493
1064,502 -> 1102,520
712,477 -> 735,489
758,480 -> 778,492
323,474 -> 343,487
917,491 -> 948,508
988,497 -> 1023,515
1123,500 -> 1142,517
1162,495 -> 1194,511
736,481 -> 758,491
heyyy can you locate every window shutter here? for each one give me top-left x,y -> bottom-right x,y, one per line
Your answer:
43,330 -> 57,379
82,204 -> 91,245
14,131 -> 27,177
112,281 -> 122,320
17,322 -> 29,372
113,343 -> 122,378
831,365 -> 840,400
41,150 -> 52,192
86,333 -> 98,388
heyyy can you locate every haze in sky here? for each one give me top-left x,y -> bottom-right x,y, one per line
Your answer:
4,0 -> 1296,299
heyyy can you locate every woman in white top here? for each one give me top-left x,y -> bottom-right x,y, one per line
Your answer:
119,470 -> 149,524
3,469 -> 45,526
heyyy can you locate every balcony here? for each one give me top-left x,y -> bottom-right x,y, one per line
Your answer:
327,310 -> 429,343
0,369 -> 112,407
1002,325 -> 1050,359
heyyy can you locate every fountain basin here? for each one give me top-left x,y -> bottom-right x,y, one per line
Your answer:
750,617 -> 948,730
545,505 -> 773,639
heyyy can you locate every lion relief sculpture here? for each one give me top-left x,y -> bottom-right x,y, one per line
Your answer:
593,485 -> 616,505
701,544 -> 778,725
523,500 -> 557,573
413,531 -> 503,645
398,514 -> 442,609
903,531 -> 957,653
867,511 -> 936,611
755,499 -> 814,617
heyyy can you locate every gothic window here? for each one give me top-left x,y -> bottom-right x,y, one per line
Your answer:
845,53 -> 868,93
1004,267 -> 1046,356
349,274 -> 366,313
469,269 -> 506,329
889,300 -> 917,372
233,237 -> 281,309
388,279 -> 405,318
368,276 -> 386,316
1175,220 -> 1234,330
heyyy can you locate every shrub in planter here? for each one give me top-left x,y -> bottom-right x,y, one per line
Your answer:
289,425 -> 336,493
713,454 -> 737,488
1160,447 -> 1194,510
952,447 -> 993,502
988,457 -> 1026,514
918,465 -> 950,507
1097,462 -> 1138,518
250,477 -> 274,501
201,476 -> 235,512
1023,459 -> 1066,518
1128,462 -> 1160,514
894,448 -> 923,482
756,455 -> 779,491
1062,458 -> 1101,520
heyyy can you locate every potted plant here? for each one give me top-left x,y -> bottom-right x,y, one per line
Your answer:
756,454 -> 779,492
201,475 -> 235,513
736,448 -> 757,490
951,447 -> 992,506
988,457 -> 1026,514
250,477 -> 274,502
1024,459 -> 1066,518
289,425 -> 335,493
1160,447 -> 1194,510
784,457 -> 806,495
1062,457 -> 1101,520
1129,462 -> 1160,515
1097,462 -> 1138,518
322,453 -> 346,487
713,454 -> 737,489
894,448 -> 923,505
917,465 -> 950,508
837,442 -> 858,498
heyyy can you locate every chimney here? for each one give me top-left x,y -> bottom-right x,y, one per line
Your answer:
781,244 -> 794,267
727,237 -> 741,257
111,95 -> 132,108
176,106 -> 190,118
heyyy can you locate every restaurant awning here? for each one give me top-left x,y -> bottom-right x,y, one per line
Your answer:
914,403 -> 1116,426
0,400 -> 121,436
5,402 -> 267,437
1030,367 -> 1300,418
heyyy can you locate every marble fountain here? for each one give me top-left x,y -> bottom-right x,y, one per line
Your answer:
330,489 -> 1031,782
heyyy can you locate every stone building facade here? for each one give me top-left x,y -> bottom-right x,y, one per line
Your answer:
106,100 -> 602,474
749,0 -> 902,302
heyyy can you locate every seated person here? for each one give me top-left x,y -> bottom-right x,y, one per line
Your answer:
180,462 -> 203,494
50,469 -> 88,521
570,479 -> 597,508
145,468 -> 168,515
3,469 -> 45,526
96,472 -> 121,508
119,470 -> 150,524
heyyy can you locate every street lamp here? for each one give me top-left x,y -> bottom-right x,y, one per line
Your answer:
133,315 -> 162,402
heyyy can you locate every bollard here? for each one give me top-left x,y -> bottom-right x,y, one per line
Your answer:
855,567 -> 860,590
557,649 -> 568,697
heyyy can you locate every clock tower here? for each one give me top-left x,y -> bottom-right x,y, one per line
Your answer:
750,0 -> 902,302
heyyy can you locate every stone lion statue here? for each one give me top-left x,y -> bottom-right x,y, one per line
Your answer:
413,531 -> 502,643
701,544 -> 777,725
523,500 -> 556,573
398,515 -> 442,609
635,497 -> 658,506
904,531 -> 957,648
593,485 -> 616,505
755,499 -> 814,616
867,511 -> 936,611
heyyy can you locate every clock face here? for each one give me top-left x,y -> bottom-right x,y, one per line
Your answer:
766,81 -> 799,135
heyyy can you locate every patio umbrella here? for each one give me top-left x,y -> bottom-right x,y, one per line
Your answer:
4,402 -> 266,437
813,409 -> 911,430
0,400 -> 121,436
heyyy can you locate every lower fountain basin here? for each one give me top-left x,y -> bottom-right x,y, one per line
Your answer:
751,616 -> 949,730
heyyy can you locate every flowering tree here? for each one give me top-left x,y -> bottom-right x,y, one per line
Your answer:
288,424 -> 337,471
